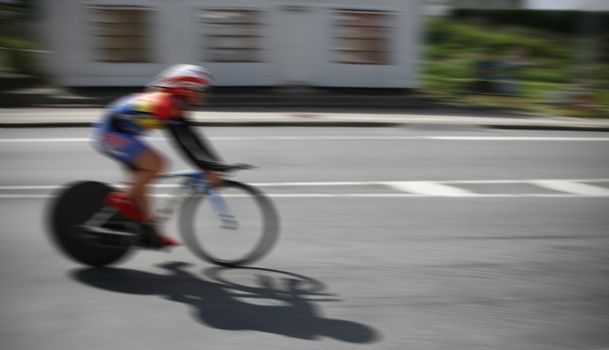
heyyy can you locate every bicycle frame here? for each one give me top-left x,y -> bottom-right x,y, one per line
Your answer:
82,170 -> 237,236
50,165 -> 278,267
155,170 -> 237,228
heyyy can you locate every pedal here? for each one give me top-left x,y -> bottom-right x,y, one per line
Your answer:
82,225 -> 136,237
75,225 -> 135,249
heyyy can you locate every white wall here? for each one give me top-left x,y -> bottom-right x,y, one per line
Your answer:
42,0 -> 422,88
41,0 -> 166,86
181,0 -> 278,86
526,0 -> 609,11
318,1 -> 421,88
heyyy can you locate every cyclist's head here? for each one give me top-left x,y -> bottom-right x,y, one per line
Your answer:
148,64 -> 214,105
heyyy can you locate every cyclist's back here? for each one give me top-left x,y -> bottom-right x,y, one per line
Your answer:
99,91 -> 182,136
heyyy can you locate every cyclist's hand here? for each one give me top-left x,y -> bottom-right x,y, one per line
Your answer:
206,170 -> 224,188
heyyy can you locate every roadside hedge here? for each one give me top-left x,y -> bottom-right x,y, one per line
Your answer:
0,37 -> 40,75
451,9 -> 609,35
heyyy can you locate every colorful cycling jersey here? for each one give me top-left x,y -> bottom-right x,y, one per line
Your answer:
100,91 -> 182,136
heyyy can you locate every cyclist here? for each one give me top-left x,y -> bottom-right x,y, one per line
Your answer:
92,64 -> 228,249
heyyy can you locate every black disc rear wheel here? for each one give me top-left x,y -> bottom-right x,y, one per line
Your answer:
47,181 -> 133,267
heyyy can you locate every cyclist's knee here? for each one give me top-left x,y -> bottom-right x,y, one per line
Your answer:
136,149 -> 166,175
155,153 -> 168,175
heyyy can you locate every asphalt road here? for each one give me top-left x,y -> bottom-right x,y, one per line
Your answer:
1,126 -> 609,350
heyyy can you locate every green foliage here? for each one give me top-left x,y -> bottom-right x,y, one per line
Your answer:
422,18 -> 598,87
422,14 -> 609,114
521,67 -> 570,84
451,9 -> 609,35
425,18 -> 572,61
425,60 -> 472,79
0,36 -> 39,75
0,1 -> 37,23
598,89 -> 609,106
0,37 -> 34,50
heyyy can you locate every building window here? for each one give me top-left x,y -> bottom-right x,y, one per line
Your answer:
202,9 -> 262,63
90,6 -> 152,63
333,10 -> 392,65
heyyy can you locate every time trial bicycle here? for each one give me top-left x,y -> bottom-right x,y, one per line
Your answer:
47,165 -> 280,267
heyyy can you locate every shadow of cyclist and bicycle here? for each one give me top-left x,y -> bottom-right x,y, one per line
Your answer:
70,261 -> 380,343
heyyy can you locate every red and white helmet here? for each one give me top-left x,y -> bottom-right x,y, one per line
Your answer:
148,64 -> 214,98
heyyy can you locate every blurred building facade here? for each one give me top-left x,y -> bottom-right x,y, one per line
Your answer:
41,0 -> 422,88
425,0 -> 524,15
526,0 -> 609,11
426,0 -> 609,14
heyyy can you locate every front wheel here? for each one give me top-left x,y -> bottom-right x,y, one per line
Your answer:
179,180 -> 280,267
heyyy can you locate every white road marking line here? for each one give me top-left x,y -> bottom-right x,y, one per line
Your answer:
259,193 -> 600,198
251,181 -> 375,187
383,181 -> 477,196
2,179 -> 609,191
446,178 -> 609,184
234,193 -> 609,198
2,193 -> 608,199
3,179 -> 609,199
214,136 -> 425,141
530,180 -> 609,196
0,138 -> 92,143
429,136 -> 609,141
2,136 -> 609,143
252,179 -> 609,187
250,178 -> 609,187
3,136 -> 417,143
0,185 -> 59,190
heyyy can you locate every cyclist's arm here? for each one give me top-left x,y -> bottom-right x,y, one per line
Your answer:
165,116 -> 227,172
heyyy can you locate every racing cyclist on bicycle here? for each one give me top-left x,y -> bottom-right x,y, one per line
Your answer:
92,64 -> 228,249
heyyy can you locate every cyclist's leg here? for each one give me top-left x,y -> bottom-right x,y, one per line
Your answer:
93,130 -> 156,219
125,147 -> 181,247
126,147 -> 167,221
93,130 -> 179,247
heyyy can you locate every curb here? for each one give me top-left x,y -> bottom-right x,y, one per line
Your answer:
2,120 -> 609,131
486,125 -> 609,132
2,106 -> 608,131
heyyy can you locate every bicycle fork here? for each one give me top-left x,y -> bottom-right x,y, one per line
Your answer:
153,177 -> 238,230
204,186 -> 239,230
